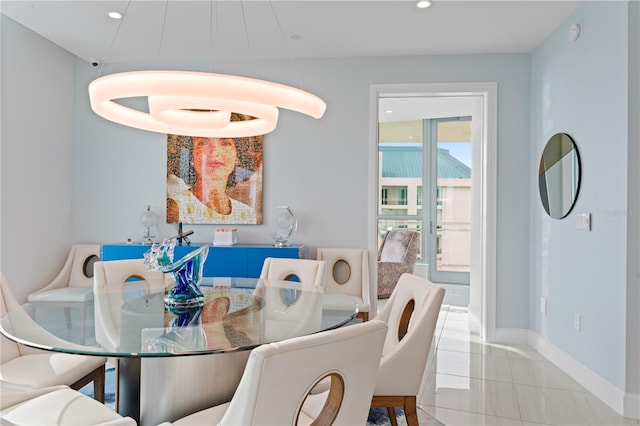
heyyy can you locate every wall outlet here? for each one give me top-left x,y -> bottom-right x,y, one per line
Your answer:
540,296 -> 547,314
574,313 -> 581,331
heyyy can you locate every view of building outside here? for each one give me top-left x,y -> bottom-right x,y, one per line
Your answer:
378,144 -> 471,272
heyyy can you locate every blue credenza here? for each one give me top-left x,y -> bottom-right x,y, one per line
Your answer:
101,243 -> 307,278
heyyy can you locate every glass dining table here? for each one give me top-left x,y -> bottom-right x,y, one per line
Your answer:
0,277 -> 358,425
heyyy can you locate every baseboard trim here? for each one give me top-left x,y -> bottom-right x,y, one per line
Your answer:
492,327 -> 638,420
529,331 -> 627,416
624,391 -> 640,419
493,327 -> 529,344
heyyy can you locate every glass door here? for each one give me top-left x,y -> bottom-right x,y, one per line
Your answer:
426,117 -> 471,285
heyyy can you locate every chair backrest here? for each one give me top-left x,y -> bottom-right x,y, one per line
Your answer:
0,274 -> 69,360
93,259 -> 168,351
316,248 -> 369,303
0,273 -> 23,363
259,258 -> 326,291
373,273 -> 444,396
0,382 -> 68,410
377,230 -> 419,264
219,319 -> 388,426
255,279 -> 324,342
63,244 -> 102,288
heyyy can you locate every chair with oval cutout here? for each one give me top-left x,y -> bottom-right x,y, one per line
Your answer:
93,258 -> 171,410
27,244 -> 101,343
259,257 -> 326,291
0,273 -> 107,403
159,319 -> 388,426
317,248 -> 370,321
371,273 -> 445,426
257,258 -> 327,341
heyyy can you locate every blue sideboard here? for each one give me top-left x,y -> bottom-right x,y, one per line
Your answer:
101,243 -> 307,278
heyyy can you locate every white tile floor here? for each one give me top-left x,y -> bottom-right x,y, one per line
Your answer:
413,304 -> 640,426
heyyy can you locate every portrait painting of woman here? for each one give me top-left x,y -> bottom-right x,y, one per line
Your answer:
166,115 -> 263,225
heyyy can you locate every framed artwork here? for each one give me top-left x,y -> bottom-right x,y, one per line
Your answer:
166,131 -> 263,225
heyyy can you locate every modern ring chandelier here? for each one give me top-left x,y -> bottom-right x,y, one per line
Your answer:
88,2 -> 326,138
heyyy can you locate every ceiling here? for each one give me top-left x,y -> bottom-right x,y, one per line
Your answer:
1,0 -> 581,132
1,0 -> 581,64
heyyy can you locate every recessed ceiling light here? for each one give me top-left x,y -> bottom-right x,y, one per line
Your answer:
385,110 -> 393,113
416,1 -> 432,9
108,11 -> 122,20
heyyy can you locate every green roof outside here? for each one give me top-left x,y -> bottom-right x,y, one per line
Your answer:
379,145 -> 471,179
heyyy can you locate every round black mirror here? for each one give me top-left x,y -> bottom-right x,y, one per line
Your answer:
538,133 -> 581,219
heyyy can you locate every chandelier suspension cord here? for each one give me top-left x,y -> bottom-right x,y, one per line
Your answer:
97,0 -> 133,77
209,0 -> 221,73
268,0 -> 305,91
239,0 -> 257,77
209,1 -> 214,72
157,0 -> 170,62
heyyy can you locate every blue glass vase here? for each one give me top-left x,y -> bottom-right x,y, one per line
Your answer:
158,245 -> 209,308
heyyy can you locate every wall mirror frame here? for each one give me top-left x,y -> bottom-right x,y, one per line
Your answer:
538,132 -> 581,219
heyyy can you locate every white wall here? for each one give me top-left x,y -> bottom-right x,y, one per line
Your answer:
530,0 -> 630,392
70,53 -> 532,329
626,0 -> 640,407
1,13 -> 532,331
0,15 -> 76,302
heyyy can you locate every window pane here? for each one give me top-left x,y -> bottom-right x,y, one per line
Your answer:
378,144 -> 422,217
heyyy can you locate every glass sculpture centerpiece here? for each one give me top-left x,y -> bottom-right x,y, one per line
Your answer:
270,206 -> 298,247
144,239 -> 209,308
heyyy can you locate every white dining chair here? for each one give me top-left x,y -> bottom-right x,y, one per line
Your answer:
259,257 -> 326,290
159,319 -> 388,426
93,259 -> 170,353
317,247 -> 370,321
1,382 -> 136,425
93,258 -> 170,411
257,258 -> 327,341
0,273 -> 107,402
370,273 -> 445,426
27,244 -> 101,341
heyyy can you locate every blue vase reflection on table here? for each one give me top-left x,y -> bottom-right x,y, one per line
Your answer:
142,305 -> 207,353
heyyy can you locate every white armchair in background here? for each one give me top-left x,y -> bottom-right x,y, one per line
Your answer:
371,273 -> 445,426
377,230 -> 420,298
0,273 -> 107,402
317,247 -> 370,321
27,244 -> 101,342
160,319 -> 388,426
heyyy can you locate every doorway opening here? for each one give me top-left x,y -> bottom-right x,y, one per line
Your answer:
369,83 -> 497,341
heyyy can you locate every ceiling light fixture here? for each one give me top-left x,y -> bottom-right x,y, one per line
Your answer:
107,11 -> 122,20
89,1 -> 326,137
416,1 -> 432,9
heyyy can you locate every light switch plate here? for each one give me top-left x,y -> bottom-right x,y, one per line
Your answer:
575,213 -> 591,231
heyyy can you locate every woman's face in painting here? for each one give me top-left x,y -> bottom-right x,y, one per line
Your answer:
192,137 -> 237,182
